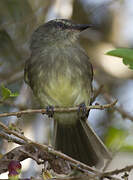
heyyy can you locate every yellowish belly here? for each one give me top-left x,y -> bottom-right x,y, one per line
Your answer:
37,73 -> 91,107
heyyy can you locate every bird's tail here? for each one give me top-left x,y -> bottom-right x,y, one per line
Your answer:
53,114 -> 111,167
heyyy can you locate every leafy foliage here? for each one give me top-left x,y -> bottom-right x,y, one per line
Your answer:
106,48 -> 133,69
105,127 -> 128,151
0,84 -> 18,100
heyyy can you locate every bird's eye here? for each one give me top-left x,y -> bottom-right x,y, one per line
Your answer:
57,22 -> 65,28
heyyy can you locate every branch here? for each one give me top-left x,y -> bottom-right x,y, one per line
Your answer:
0,101 -> 117,118
0,120 -> 101,177
0,119 -> 131,180
31,142 -> 101,175
0,132 -> 25,145
92,85 -> 133,122
0,121 -> 30,143
102,165 -> 133,177
91,84 -> 104,103
103,92 -> 133,122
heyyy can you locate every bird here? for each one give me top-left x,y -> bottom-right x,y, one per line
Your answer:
24,19 -> 111,167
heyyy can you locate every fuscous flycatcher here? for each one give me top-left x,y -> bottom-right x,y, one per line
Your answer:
24,19 -> 110,166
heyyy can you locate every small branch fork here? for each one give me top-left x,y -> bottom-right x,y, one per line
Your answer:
0,119 -> 131,180
0,119 -> 100,175
0,100 -> 117,118
0,108 -> 131,180
0,88 -> 132,179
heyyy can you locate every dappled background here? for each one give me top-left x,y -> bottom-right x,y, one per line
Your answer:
0,0 -> 133,179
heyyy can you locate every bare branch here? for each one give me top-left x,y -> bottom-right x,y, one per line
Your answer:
92,85 -> 133,122
0,121 -> 30,143
0,132 -> 25,145
103,92 -> 133,122
102,165 -> 133,177
91,84 -> 104,103
0,101 -> 117,118
0,119 -> 132,179
0,120 -> 101,176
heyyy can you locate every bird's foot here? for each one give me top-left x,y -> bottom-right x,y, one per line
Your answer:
78,103 -> 88,120
46,106 -> 54,118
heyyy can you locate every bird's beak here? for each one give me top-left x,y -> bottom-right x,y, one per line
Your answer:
73,24 -> 93,31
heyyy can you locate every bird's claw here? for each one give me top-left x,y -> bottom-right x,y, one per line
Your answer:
46,106 -> 54,118
78,103 -> 88,120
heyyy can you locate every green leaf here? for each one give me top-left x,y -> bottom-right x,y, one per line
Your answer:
106,48 -> 133,70
122,145 -> 133,152
9,92 -> 19,97
123,58 -> 133,69
106,48 -> 133,59
105,127 -> 127,151
0,84 -> 18,100
1,84 -> 11,100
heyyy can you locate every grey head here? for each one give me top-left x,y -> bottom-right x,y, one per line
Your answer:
30,19 -> 92,50
45,19 -> 92,31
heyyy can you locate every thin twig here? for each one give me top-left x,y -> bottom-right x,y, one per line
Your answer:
1,120 -> 133,179
0,132 -> 25,145
103,93 -> 133,122
0,120 -> 101,176
19,149 -> 44,164
93,85 -> 133,122
103,165 -> 133,177
102,176 -> 121,180
33,143 -> 101,175
0,121 -> 30,143
91,84 -> 104,103
0,101 -> 117,118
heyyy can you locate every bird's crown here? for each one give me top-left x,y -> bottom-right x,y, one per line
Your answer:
46,19 -> 75,30
46,19 -> 91,31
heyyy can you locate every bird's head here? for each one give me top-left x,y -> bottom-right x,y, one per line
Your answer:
47,19 -> 91,31
31,19 -> 92,48
46,19 -> 91,42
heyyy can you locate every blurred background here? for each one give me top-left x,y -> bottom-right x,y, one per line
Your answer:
0,0 -> 133,179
